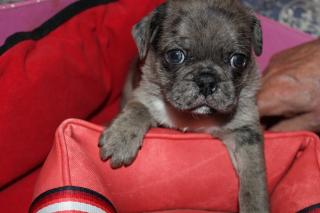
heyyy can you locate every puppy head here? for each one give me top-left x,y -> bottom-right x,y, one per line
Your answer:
132,0 -> 263,115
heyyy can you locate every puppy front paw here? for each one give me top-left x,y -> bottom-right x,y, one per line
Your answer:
99,126 -> 143,169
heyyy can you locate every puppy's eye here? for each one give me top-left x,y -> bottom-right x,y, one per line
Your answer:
230,54 -> 247,69
165,49 -> 186,64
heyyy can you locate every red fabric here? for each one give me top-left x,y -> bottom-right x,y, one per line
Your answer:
0,0 -> 163,188
0,169 -> 40,213
33,119 -> 320,213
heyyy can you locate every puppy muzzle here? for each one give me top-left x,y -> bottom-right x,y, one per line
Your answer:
194,72 -> 218,97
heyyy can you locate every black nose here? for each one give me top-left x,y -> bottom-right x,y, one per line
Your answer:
195,73 -> 217,97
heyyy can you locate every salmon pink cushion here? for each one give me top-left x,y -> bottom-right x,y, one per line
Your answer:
32,119 -> 320,213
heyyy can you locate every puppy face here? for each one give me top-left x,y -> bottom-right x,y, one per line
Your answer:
133,0 -> 262,115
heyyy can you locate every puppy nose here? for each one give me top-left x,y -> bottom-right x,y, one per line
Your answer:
195,73 -> 217,97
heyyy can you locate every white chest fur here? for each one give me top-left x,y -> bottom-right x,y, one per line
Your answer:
148,97 -> 222,134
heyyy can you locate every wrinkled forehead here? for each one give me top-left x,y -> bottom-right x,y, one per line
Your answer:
160,2 -> 253,54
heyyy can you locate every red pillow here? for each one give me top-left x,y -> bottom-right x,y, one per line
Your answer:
0,0 -> 164,187
31,119 -> 320,213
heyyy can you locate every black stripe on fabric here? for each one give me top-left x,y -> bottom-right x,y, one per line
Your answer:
0,0 -> 116,56
29,185 -> 117,212
298,204 -> 320,213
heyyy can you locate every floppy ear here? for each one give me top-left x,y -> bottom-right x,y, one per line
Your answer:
252,16 -> 263,56
132,3 -> 167,59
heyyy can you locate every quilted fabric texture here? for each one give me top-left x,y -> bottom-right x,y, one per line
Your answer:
0,0 -> 163,187
33,119 -> 320,213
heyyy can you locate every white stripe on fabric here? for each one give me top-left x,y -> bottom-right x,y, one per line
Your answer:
36,201 -> 107,213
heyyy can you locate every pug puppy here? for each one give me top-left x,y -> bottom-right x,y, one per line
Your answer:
99,0 -> 269,212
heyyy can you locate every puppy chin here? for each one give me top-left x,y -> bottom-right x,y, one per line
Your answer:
191,101 -> 237,115
191,105 -> 214,115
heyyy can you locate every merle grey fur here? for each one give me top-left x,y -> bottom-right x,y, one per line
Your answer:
0,0 -> 21,4
99,0 -> 269,212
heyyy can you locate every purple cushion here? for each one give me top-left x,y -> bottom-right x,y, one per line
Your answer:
0,0 -> 77,45
257,16 -> 313,71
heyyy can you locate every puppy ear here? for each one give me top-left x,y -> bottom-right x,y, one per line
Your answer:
252,17 -> 263,56
132,3 -> 166,59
